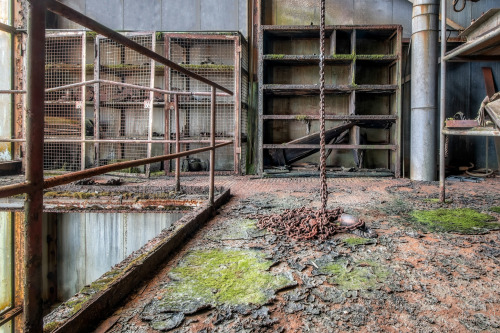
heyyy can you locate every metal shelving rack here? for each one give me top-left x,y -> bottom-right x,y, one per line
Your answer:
258,25 -> 402,176
439,7 -> 500,200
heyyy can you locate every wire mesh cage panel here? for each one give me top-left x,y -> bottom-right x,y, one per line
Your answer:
165,33 -> 247,173
98,142 -> 148,172
96,33 -> 155,174
44,32 -> 86,172
43,142 -> 81,171
98,34 -> 153,139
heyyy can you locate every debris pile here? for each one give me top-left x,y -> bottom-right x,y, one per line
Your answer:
257,207 -> 367,241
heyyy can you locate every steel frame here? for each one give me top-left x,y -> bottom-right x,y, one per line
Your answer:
0,0 -> 234,330
438,2 -> 500,201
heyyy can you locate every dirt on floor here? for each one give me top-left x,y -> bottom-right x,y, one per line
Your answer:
92,175 -> 500,333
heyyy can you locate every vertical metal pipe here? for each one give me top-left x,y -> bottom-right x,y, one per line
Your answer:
24,0 -> 46,331
410,0 -> 439,181
439,0 -> 447,201
209,87 -> 216,206
174,94 -> 180,192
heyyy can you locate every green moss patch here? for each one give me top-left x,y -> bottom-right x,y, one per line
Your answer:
410,208 -> 499,234
314,256 -> 390,291
148,249 -> 295,314
343,237 -> 372,246
490,207 -> 500,214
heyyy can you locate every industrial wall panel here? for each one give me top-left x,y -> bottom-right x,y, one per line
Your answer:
354,0 -> 394,26
239,0 -> 248,37
86,0 -> 123,30
325,0 -> 354,26
58,0 -> 86,29
124,0 -> 162,31
200,0 -> 239,31
162,0 -> 200,31
392,0 -> 412,38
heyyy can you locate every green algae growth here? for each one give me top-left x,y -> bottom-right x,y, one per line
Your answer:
410,208 -> 499,234
155,249 -> 295,313
317,258 -> 390,291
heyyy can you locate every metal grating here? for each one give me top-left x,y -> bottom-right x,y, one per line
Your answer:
44,32 -> 85,172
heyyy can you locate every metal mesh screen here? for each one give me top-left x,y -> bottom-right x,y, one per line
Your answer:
98,34 -> 153,140
98,142 -> 148,171
44,33 -> 85,172
43,142 -> 81,171
166,35 -> 236,171
97,33 -> 154,170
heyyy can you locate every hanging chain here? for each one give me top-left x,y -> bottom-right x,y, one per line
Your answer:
319,0 -> 328,217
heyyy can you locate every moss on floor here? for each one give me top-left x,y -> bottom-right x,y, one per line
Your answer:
317,258 -> 390,291
410,208 -> 499,234
343,237 -> 371,246
155,249 -> 295,313
490,207 -> 500,214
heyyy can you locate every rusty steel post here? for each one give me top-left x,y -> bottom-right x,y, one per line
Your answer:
209,88 -> 216,206
24,0 -> 46,331
174,94 -> 180,192
439,0 -> 447,202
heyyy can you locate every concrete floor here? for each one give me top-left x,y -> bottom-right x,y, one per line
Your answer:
79,175 -> 500,332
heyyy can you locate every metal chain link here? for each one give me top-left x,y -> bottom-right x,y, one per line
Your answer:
319,0 -> 328,217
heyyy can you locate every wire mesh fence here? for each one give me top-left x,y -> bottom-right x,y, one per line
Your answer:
44,32 -> 85,172
165,34 -> 238,172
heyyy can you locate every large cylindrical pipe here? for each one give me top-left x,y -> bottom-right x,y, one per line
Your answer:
410,0 -> 439,180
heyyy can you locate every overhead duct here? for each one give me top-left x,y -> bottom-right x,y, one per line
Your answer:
410,0 -> 439,181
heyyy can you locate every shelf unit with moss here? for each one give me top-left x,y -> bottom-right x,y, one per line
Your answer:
164,32 -> 249,174
258,25 -> 402,176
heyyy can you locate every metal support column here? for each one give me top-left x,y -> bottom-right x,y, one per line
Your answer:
209,87 -> 216,206
24,0 -> 46,331
439,0 -> 447,201
410,0 -> 439,181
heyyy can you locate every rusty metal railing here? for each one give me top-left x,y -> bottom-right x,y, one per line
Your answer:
0,0 -> 234,330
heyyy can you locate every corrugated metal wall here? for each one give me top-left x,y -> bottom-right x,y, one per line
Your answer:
54,212 -> 184,300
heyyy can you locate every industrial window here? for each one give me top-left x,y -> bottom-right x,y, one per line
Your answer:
0,0 -> 15,331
